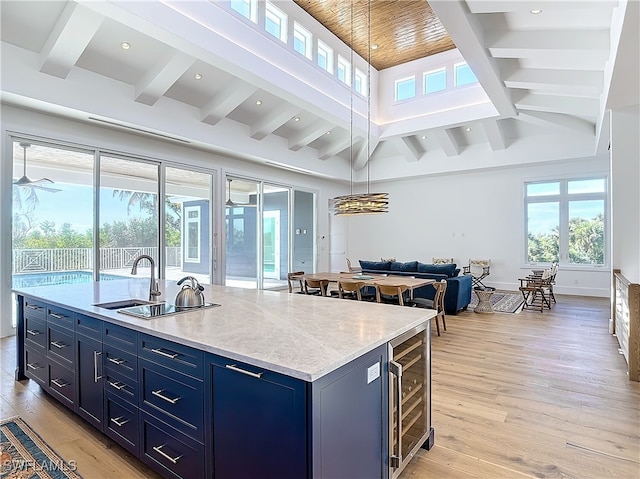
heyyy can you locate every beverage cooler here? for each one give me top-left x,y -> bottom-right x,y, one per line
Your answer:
388,322 -> 433,478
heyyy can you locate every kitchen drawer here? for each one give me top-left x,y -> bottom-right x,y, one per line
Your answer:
24,316 -> 46,351
47,305 -> 74,330
46,324 -> 74,367
104,344 -> 137,378
104,322 -> 137,353
47,324 -> 74,367
141,411 -> 205,479
24,348 -> 47,385
140,359 -> 204,441
139,334 -> 203,379
104,368 -> 138,405
48,360 -> 75,407
76,313 -> 101,340
105,392 -> 139,456
23,297 -> 46,319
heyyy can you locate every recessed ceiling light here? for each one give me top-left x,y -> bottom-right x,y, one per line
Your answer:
421,135 -> 427,140
256,100 -> 262,105
326,131 -> 331,135
371,44 -> 379,50
530,9 -> 542,14
293,116 -> 300,122
194,73 -> 202,80
465,127 -> 471,132
121,42 -> 131,50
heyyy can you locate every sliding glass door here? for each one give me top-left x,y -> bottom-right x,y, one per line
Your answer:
225,177 -> 259,288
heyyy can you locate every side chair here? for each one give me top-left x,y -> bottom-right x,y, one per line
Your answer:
346,258 -> 362,273
375,283 -> 409,306
411,280 -> 447,336
337,280 -> 365,300
518,269 -> 552,312
287,271 -> 305,293
463,259 -> 491,289
304,278 -> 329,297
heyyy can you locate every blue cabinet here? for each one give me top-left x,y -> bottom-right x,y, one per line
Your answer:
77,330 -> 103,428
210,357 -> 307,479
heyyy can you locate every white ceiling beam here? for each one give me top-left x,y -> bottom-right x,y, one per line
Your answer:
505,68 -> 603,98
288,120 -> 332,151
518,111 -> 595,136
466,1 -> 617,14
39,2 -> 103,79
487,30 -> 609,64
434,129 -> 461,157
429,1 -> 517,118
318,136 -> 356,160
393,137 -> 424,162
481,120 -> 506,150
250,105 -> 299,140
514,92 -> 600,118
135,52 -> 195,106
200,83 -> 257,126
354,138 -> 376,171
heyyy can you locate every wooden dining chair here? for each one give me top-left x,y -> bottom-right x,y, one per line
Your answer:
304,278 -> 328,297
337,280 -> 365,300
411,280 -> 447,335
287,271 -> 305,293
375,283 -> 409,306
346,258 -> 362,273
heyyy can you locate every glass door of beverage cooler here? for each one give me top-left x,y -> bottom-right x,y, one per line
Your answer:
389,322 -> 432,478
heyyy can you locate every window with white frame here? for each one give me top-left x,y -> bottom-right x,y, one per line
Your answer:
265,1 -> 287,43
424,67 -> 446,94
454,62 -> 478,87
395,76 -> 416,101
230,0 -> 257,23
317,40 -> 333,74
293,22 -> 312,59
184,206 -> 201,263
354,68 -> 367,96
525,178 -> 606,265
337,55 -> 351,86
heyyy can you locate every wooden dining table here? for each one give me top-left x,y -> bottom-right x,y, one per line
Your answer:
301,272 -> 435,300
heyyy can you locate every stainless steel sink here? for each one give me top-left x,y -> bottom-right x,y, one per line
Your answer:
94,299 -> 157,310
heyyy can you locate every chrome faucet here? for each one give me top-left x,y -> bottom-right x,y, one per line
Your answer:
131,255 -> 161,301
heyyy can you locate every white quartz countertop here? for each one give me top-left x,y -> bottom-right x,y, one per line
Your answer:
14,279 -> 434,381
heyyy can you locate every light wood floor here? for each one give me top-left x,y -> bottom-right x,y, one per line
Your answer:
1,294 -> 638,478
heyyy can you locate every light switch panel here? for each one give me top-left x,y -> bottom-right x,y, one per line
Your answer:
367,362 -> 380,384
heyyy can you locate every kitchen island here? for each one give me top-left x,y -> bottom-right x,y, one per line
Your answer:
14,278 -> 435,479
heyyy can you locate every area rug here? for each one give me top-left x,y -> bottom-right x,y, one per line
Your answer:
469,291 -> 525,314
0,417 -> 83,478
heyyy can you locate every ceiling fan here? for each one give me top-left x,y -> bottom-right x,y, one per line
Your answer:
226,178 -> 255,207
13,142 -> 61,193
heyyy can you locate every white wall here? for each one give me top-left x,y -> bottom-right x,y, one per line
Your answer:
337,157 -> 611,296
611,106 -> 640,283
0,105 -> 345,337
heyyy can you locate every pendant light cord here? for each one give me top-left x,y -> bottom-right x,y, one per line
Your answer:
349,0 -> 354,196
366,0 -> 372,195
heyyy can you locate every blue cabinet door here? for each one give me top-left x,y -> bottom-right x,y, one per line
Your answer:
210,357 -> 308,479
77,332 -> 103,430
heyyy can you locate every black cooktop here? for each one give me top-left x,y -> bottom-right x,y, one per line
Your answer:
118,302 -> 220,319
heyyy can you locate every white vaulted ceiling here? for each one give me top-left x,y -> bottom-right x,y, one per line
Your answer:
1,0 -> 636,183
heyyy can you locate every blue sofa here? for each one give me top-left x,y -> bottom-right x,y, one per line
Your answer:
359,260 -> 473,314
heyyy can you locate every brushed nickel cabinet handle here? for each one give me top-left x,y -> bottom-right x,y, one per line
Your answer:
94,351 -> 103,382
26,329 -> 40,336
50,341 -> 67,349
150,348 -> 179,359
152,389 -> 181,404
49,312 -> 66,319
51,378 -> 68,388
152,445 -> 182,464
27,362 -> 43,370
108,380 -> 126,390
110,416 -> 130,427
26,304 -> 42,310
107,357 -> 125,365
225,364 -> 263,379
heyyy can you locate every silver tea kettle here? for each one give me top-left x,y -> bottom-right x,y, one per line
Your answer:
175,276 -> 205,308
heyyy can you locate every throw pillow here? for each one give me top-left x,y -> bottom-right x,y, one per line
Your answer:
381,257 -> 396,262
389,261 -> 418,272
417,262 -> 457,277
432,257 -> 454,264
360,260 -> 392,271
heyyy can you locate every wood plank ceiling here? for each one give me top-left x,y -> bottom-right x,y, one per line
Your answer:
293,0 -> 455,70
